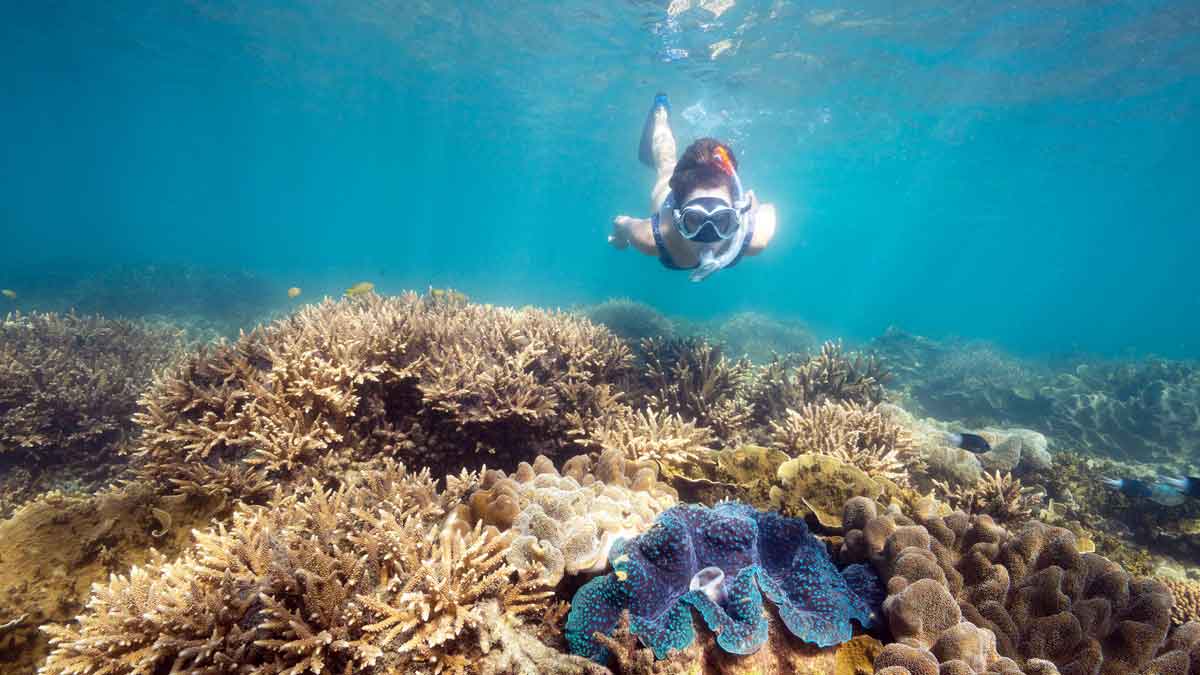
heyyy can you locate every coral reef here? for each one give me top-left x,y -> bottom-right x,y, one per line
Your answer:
1040,358 -> 1200,464
1161,577 -> 1200,626
40,461 -> 601,675
838,496 -> 1194,674
934,471 -> 1045,526
633,336 -> 754,446
0,485 -> 227,671
585,407 -> 716,468
132,294 -> 631,500
0,311 -> 187,513
565,502 -> 882,664
747,341 -> 890,428
767,401 -> 916,486
468,450 -> 677,585
700,311 -> 817,365
582,298 -> 676,343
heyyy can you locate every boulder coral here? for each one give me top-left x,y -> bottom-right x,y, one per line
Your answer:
132,293 -> 632,500
837,496 -> 1200,674
565,502 -> 882,664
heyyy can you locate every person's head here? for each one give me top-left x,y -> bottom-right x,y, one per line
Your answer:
669,138 -> 739,205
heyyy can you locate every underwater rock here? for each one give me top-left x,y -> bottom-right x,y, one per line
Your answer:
565,501 -> 882,664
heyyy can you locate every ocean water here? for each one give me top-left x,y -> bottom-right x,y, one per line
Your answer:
3,1 -> 1199,357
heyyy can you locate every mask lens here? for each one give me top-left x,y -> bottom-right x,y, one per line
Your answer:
712,210 -> 737,235
681,210 -> 707,234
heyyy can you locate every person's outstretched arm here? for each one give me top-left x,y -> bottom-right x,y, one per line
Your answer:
610,216 -> 659,256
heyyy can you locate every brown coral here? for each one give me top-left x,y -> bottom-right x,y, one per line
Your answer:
583,407 -> 715,468
1162,577 -> 1200,627
132,294 -> 632,500
40,461 -> 598,675
934,471 -> 1045,526
839,498 -> 1182,674
0,311 -> 186,510
767,401 -> 916,485
746,340 -> 890,426
633,336 -> 753,445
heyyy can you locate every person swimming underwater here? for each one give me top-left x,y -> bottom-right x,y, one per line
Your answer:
608,93 -> 778,281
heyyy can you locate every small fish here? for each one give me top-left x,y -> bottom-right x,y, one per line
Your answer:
1102,477 -> 1186,507
287,287 -> 302,298
1160,476 -> 1200,497
1,289 -> 15,299
344,281 -> 375,297
944,431 -> 991,454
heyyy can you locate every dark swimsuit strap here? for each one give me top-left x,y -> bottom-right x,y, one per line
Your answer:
651,192 -> 755,271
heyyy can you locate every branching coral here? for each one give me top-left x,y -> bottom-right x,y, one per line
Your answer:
633,337 -> 753,446
933,471 -> 1045,526
0,311 -> 185,471
468,450 -> 677,586
132,294 -> 632,500
746,341 -> 890,427
767,401 -> 916,485
584,407 -> 716,468
702,311 -> 817,365
40,461 -> 600,675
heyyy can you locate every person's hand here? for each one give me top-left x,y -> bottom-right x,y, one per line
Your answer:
609,215 -> 634,250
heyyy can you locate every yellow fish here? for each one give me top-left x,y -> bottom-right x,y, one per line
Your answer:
344,281 -> 375,297
1,289 -> 15,299
287,287 -> 302,298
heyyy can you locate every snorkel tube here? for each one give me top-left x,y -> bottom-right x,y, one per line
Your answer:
690,146 -> 750,282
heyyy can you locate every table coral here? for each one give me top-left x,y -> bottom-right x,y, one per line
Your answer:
565,502 -> 882,665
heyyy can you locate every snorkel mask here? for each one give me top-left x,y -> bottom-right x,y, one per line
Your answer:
675,145 -> 753,281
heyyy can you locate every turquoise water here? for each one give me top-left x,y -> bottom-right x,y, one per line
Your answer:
3,1 -> 1199,356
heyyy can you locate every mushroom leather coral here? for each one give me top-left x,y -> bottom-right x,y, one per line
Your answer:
39,461 -> 598,675
132,294 -> 631,499
565,502 -> 882,664
469,450 -> 677,586
837,496 -> 1195,674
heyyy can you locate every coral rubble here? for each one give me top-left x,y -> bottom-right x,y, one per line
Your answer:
565,501 -> 881,664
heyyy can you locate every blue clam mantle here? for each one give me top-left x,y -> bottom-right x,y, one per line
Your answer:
565,502 -> 883,663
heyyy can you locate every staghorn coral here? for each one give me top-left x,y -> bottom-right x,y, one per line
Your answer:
837,496 -> 1187,674
132,293 -> 632,500
633,336 -> 754,446
933,471 -> 1046,526
767,401 -> 916,486
468,450 -> 677,586
584,407 -> 716,468
40,461 -> 601,675
565,502 -> 882,664
0,311 -> 186,499
0,484 -> 227,671
746,341 -> 890,427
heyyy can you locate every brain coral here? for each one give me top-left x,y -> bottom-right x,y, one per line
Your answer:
837,496 -> 1196,674
565,501 -> 882,664
469,449 -> 678,585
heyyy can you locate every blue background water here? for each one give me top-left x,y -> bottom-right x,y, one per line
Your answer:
3,1 -> 1198,356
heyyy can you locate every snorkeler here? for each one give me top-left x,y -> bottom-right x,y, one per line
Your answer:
608,93 -> 777,282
